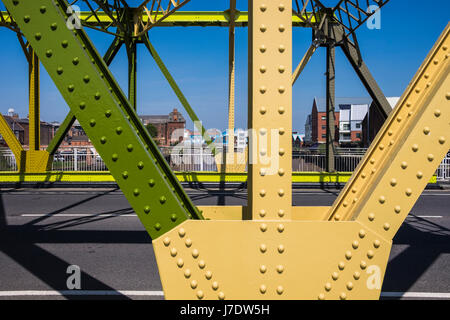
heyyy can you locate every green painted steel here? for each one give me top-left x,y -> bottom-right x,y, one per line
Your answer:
143,34 -> 216,154
4,0 -> 203,238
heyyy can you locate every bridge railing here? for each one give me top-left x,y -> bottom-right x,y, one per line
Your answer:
0,149 -> 449,181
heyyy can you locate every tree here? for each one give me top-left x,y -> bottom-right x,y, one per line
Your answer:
146,123 -> 158,139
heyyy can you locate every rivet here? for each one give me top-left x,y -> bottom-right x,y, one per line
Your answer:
260,265 -> 267,274
115,127 -> 123,135
359,230 -> 366,238
334,214 -> 341,221
434,109 -> 441,117
170,248 -> 177,257
279,128 -> 285,135
260,86 -> 267,94
23,15 -> 30,23
68,85 -> 75,92
405,188 -> 413,197
185,238 -> 192,248
417,171 -> 423,179
367,250 -> 375,259
325,283 -> 332,292
345,251 -> 352,260
148,179 -> 155,187
278,66 -> 285,74
122,171 -> 128,179
361,173 -> 367,179
163,237 -> 170,246
278,209 -> 285,218
412,144 -> 419,152
427,154 -> 434,162
154,223 -> 161,231
277,286 -> 284,295
99,136 -> 107,144
397,116 -> 403,123
12,1 -> 19,6
278,244 -> 285,253
278,4 -> 285,11
401,162 -> 408,169
260,107 -> 267,114
388,130 -> 394,136
259,66 -> 267,73
360,261 -> 367,270
259,190 -> 266,197
354,272 -> 361,280
278,189 -> 285,197
50,23 -> 58,30
423,127 -> 431,135
278,45 -> 285,53
352,241 -> 359,249
433,59 -> 439,65
379,196 -> 386,204
144,206 -> 150,214
205,271 -> 213,280
95,92 -> 101,100
415,88 -> 421,94
374,240 -> 381,249
260,285 -> 267,294
35,33 -> 42,41
439,137 -> 446,144
212,282 -> 219,291
278,168 -> 285,176
346,282 -> 354,291
372,168 -> 377,174
159,196 -> 167,204
198,260 -> 206,269
318,293 -> 325,300
395,206 -> 401,214
338,262 -> 345,270
370,158 -> 376,164
171,214 -> 177,222
192,249 -> 199,258
260,24 -> 267,32
279,148 -> 285,156
383,223 -> 391,231
137,161 -> 144,169
277,265 -> 284,274
133,189 -> 140,196
218,292 -> 225,300
278,106 -> 285,114
39,6 -> 46,13
379,144 -> 385,150
260,244 -> 267,253
127,144 -> 134,152
57,67 -> 64,75
260,4 -> 267,12
278,86 -> 285,94
444,46 -> 448,51
190,280 -> 198,289
72,57 -> 79,65
259,209 -> 266,218
184,269 -> 191,278
177,228 -> 186,238
368,213 -> 376,222
259,45 -> 267,53
340,293 -> 347,300
446,93 -> 450,100
390,179 -> 397,187
278,25 -> 285,32
332,272 -> 339,281
277,224 -> 285,233
260,223 -> 267,232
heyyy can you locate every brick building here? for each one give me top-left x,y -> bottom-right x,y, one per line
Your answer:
304,97 -> 340,145
1,113 -> 54,147
140,108 -> 186,146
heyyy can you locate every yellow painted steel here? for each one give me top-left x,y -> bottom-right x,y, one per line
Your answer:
153,220 -> 391,300
0,114 -> 24,165
152,18 -> 448,301
1,11 -> 315,27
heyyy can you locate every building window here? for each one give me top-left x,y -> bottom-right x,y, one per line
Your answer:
343,124 -> 350,131
322,134 -> 326,139
356,133 -> 361,139
356,123 -> 361,129
321,116 -> 326,120
322,125 -> 326,130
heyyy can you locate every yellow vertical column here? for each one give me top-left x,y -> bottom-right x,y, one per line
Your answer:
29,49 -> 40,151
248,0 -> 292,220
227,0 -> 236,158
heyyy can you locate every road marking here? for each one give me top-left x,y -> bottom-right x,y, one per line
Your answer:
21,214 -> 136,217
407,216 -> 443,219
0,290 -> 164,297
381,292 -> 450,299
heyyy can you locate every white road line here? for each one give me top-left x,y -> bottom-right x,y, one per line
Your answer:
381,292 -> 450,299
21,214 -> 136,217
407,216 -> 443,219
0,290 -> 164,297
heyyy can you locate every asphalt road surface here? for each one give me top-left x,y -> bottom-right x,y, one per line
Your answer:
0,187 -> 449,300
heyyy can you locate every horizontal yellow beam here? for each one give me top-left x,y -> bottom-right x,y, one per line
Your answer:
0,11 -> 315,28
0,171 -> 437,184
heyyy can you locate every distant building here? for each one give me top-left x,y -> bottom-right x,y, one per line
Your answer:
361,97 -> 400,147
1,113 -> 54,147
304,97 -> 372,147
140,108 -> 186,146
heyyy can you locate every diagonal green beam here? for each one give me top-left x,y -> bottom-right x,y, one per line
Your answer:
4,0 -> 203,239
142,34 -> 216,154
47,36 -> 124,155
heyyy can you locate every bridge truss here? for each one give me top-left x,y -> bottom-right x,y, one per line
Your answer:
0,0 -> 449,299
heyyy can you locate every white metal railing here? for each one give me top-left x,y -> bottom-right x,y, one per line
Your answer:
0,149 -> 449,181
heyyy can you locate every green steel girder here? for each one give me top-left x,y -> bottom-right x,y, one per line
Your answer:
4,0 -> 203,238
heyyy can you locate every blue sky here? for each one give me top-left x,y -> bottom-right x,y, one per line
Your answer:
0,0 -> 449,134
